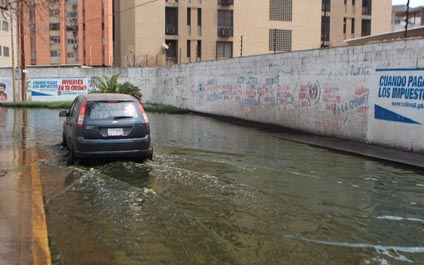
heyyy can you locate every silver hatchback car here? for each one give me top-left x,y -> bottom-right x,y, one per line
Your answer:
59,93 -> 153,164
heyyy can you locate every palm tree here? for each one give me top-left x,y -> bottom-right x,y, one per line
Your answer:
93,73 -> 142,100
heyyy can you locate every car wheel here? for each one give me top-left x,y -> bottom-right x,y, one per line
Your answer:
68,143 -> 79,166
62,133 -> 68,149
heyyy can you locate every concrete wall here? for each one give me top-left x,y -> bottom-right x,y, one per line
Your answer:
2,38 -> 424,153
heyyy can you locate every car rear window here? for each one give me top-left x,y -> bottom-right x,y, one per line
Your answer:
86,101 -> 140,120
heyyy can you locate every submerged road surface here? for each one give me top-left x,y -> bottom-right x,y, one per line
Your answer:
4,108 -> 424,264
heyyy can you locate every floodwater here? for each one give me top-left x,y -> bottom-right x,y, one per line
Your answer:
3,108 -> 424,264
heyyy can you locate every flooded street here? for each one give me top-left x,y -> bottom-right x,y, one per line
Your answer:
2,108 -> 424,264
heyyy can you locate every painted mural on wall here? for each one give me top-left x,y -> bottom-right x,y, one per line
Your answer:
0,78 -> 13,102
372,68 -> 424,125
29,78 -> 98,101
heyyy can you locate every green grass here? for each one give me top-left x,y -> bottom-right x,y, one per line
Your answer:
144,104 -> 190,114
0,101 -> 190,114
0,101 -> 73,109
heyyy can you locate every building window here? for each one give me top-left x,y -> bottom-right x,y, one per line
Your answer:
321,16 -> 330,41
30,37 -> 36,49
343,17 -> 346,33
187,40 -> 191,57
165,39 -> 178,64
50,9 -> 59,17
197,40 -> 201,58
49,23 -> 60,30
362,0 -> 372,15
218,10 -> 233,37
352,0 -> 355,5
50,36 -> 60,44
187,8 -> 191,25
50,50 -> 60,57
270,0 -> 292,21
3,46 -> 9,57
166,7 -> 178,35
67,12 -> 78,17
197,8 -> 202,26
0,46 -> 2,56
269,29 -> 292,52
322,0 -> 330,12
2,20 -> 8,31
216,41 -> 232,59
361,19 -> 371,36
67,52 -> 76,58
351,18 -> 355,34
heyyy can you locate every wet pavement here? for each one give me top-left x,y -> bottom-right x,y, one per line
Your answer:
1,107 -> 424,264
0,108 -> 50,265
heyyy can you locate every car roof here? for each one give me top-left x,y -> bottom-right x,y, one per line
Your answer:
81,93 -> 136,101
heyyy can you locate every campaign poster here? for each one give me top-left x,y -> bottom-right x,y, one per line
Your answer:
371,68 -> 424,125
368,68 -> 424,151
30,78 -> 90,101
0,78 -> 13,102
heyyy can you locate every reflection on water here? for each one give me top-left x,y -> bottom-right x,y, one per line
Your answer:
11,109 -> 424,264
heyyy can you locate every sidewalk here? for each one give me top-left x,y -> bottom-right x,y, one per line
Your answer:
273,131 -> 424,169
0,147 -> 51,265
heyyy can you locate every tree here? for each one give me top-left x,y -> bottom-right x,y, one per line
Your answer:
93,73 -> 143,100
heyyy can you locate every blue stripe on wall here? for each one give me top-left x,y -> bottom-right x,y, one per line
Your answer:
374,104 -> 421,125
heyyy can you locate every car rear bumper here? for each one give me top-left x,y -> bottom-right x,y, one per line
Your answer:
75,136 -> 152,158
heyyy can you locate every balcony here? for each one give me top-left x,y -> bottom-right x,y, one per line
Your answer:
66,25 -> 79,31
218,0 -> 233,6
218,26 -> 233,37
165,25 -> 178,35
362,6 -> 371,15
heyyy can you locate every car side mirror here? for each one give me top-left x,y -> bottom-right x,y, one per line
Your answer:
59,111 -> 68,117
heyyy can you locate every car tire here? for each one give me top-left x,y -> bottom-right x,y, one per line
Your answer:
69,143 -> 79,166
62,133 -> 68,149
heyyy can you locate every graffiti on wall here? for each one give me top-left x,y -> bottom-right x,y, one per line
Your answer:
317,64 -> 370,78
159,72 -> 369,122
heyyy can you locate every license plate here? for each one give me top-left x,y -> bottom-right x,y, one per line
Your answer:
108,128 -> 124,136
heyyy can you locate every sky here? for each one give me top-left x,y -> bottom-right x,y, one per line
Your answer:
392,0 -> 424,7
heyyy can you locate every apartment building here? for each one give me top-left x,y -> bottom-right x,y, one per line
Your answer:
114,0 -> 392,67
0,4 -> 15,67
322,0 -> 391,47
18,0 -> 113,67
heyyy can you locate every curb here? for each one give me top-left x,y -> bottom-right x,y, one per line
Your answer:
30,149 -> 52,265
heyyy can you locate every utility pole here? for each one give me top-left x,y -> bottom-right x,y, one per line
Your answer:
405,0 -> 410,38
18,0 -> 26,101
273,28 -> 277,53
10,9 -> 17,101
240,35 -> 243,57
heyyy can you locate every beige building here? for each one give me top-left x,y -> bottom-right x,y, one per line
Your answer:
322,0 -> 392,47
0,4 -> 16,67
114,0 -> 392,67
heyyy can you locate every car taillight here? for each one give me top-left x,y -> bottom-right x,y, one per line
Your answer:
137,100 -> 149,127
77,101 -> 87,128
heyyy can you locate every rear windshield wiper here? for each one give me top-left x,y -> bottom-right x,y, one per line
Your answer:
113,116 -> 134,120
